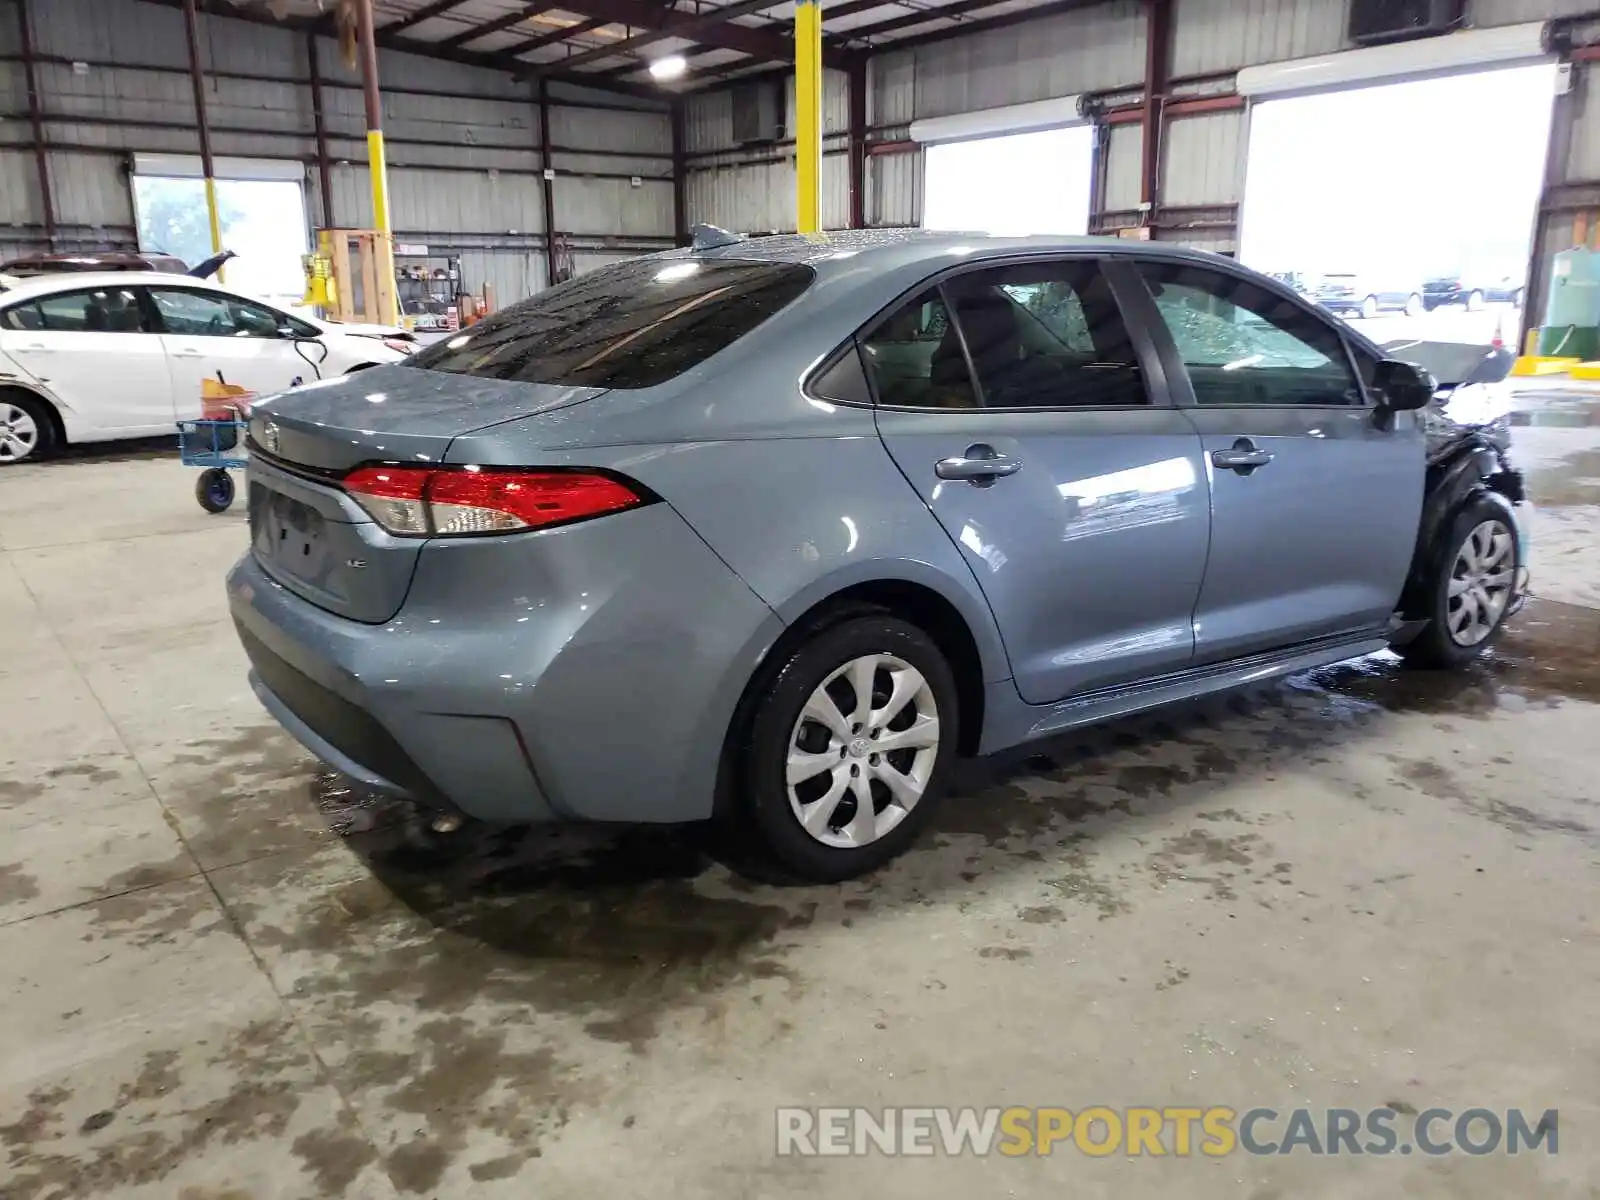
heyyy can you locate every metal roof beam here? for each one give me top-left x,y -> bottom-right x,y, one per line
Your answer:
555,0 -> 782,70
382,0 -> 475,35
557,0 -> 855,67
503,15 -> 615,56
440,3 -> 560,49
129,0 -> 665,102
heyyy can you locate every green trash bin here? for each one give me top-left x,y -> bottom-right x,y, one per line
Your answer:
1537,246 -> 1600,359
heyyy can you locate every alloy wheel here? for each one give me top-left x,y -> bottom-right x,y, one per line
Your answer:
1447,519 -> 1514,646
785,652 -> 941,849
0,401 -> 39,464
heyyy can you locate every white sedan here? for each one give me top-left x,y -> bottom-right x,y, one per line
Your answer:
0,271 -> 415,464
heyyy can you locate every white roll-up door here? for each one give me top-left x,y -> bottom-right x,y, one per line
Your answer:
913,96 -> 1096,237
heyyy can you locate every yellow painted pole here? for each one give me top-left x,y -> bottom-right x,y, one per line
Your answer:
794,0 -> 823,234
356,0 -> 400,326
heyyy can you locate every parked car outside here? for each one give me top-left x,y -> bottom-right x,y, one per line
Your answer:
1423,273 -> 1523,310
1312,273 -> 1424,318
227,230 -> 1530,881
0,271 -> 414,463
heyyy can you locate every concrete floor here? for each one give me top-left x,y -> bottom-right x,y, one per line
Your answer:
2,392 -> 1599,1200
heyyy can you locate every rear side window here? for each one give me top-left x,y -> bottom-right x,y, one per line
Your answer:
407,258 -> 814,389
2,288 -> 150,333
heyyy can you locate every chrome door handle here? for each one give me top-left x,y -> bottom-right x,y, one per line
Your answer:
1211,438 -> 1274,474
19,343 -> 51,353
172,348 -> 205,359
935,445 -> 1022,485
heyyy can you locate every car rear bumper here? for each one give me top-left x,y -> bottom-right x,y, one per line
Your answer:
227,502 -> 785,824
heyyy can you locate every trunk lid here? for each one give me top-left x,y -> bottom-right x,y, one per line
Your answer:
248,364 -> 605,472
245,365 -> 608,623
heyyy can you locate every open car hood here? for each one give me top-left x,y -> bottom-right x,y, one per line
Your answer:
1381,339 -> 1515,456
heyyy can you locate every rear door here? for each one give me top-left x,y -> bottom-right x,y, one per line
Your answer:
0,285 -> 172,433
868,256 -> 1211,704
1131,258 -> 1424,664
148,286 -> 308,417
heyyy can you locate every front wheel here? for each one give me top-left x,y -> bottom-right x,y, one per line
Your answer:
1396,497 -> 1519,668
1467,289 -> 1486,312
728,614 -> 959,882
1405,293 -> 1424,317
196,468 -> 235,513
1361,295 -> 1380,319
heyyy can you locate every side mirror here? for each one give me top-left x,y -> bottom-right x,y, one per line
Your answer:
276,324 -> 298,339
1372,358 -> 1435,412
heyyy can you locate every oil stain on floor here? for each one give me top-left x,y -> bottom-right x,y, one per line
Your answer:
9,592 -> 1600,1196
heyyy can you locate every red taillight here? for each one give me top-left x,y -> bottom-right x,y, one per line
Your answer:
342,465 -> 645,537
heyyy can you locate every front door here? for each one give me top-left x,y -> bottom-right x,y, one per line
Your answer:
147,286 -> 308,418
0,285 -> 173,434
1132,259 -> 1425,663
869,257 -> 1212,704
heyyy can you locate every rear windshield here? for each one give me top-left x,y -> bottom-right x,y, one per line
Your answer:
406,257 -> 814,389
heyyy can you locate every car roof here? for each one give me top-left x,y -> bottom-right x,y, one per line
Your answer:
668,228 -> 1231,278
0,271 -> 215,304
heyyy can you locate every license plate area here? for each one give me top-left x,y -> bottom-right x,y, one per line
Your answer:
252,486 -> 332,580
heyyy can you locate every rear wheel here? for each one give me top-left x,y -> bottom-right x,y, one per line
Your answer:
1361,295 -> 1379,319
1405,293 -> 1424,317
1396,497 -> 1518,668
0,393 -> 54,465
1467,289 -> 1486,312
727,614 -> 959,882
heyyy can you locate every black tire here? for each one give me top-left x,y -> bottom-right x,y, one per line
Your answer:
196,468 -> 235,513
1467,289 -> 1485,312
725,613 -> 960,883
1405,293 -> 1424,317
1396,495 -> 1520,669
1360,296 -> 1379,319
0,391 -> 58,466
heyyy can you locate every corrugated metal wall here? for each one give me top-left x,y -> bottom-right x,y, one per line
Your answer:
681,69 -> 852,234
684,0 -> 1597,259
0,0 -> 674,299
885,0 -> 1147,119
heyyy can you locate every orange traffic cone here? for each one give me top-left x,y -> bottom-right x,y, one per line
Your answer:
1491,313 -> 1505,350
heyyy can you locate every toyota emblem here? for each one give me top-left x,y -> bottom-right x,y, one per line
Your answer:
263,421 -> 281,454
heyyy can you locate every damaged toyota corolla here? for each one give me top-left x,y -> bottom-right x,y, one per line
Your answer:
227,229 -> 1530,882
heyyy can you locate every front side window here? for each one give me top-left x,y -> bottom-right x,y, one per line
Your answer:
2,288 -> 150,333
149,289 -> 286,339
1139,262 -> 1361,406
406,258 -> 814,389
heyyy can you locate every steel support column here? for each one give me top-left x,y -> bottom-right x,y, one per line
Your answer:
670,97 -> 689,246
17,0 -> 55,250
355,0 -> 399,325
182,0 -> 224,268
847,57 -> 866,229
794,0 -> 824,234
1139,0 -> 1173,219
538,76 -> 559,288
307,33 -> 335,230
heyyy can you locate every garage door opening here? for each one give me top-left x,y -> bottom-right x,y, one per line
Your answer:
1239,63 -> 1556,342
130,155 -> 311,313
923,124 -> 1095,237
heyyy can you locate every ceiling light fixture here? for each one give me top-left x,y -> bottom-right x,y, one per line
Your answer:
648,54 -> 688,81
